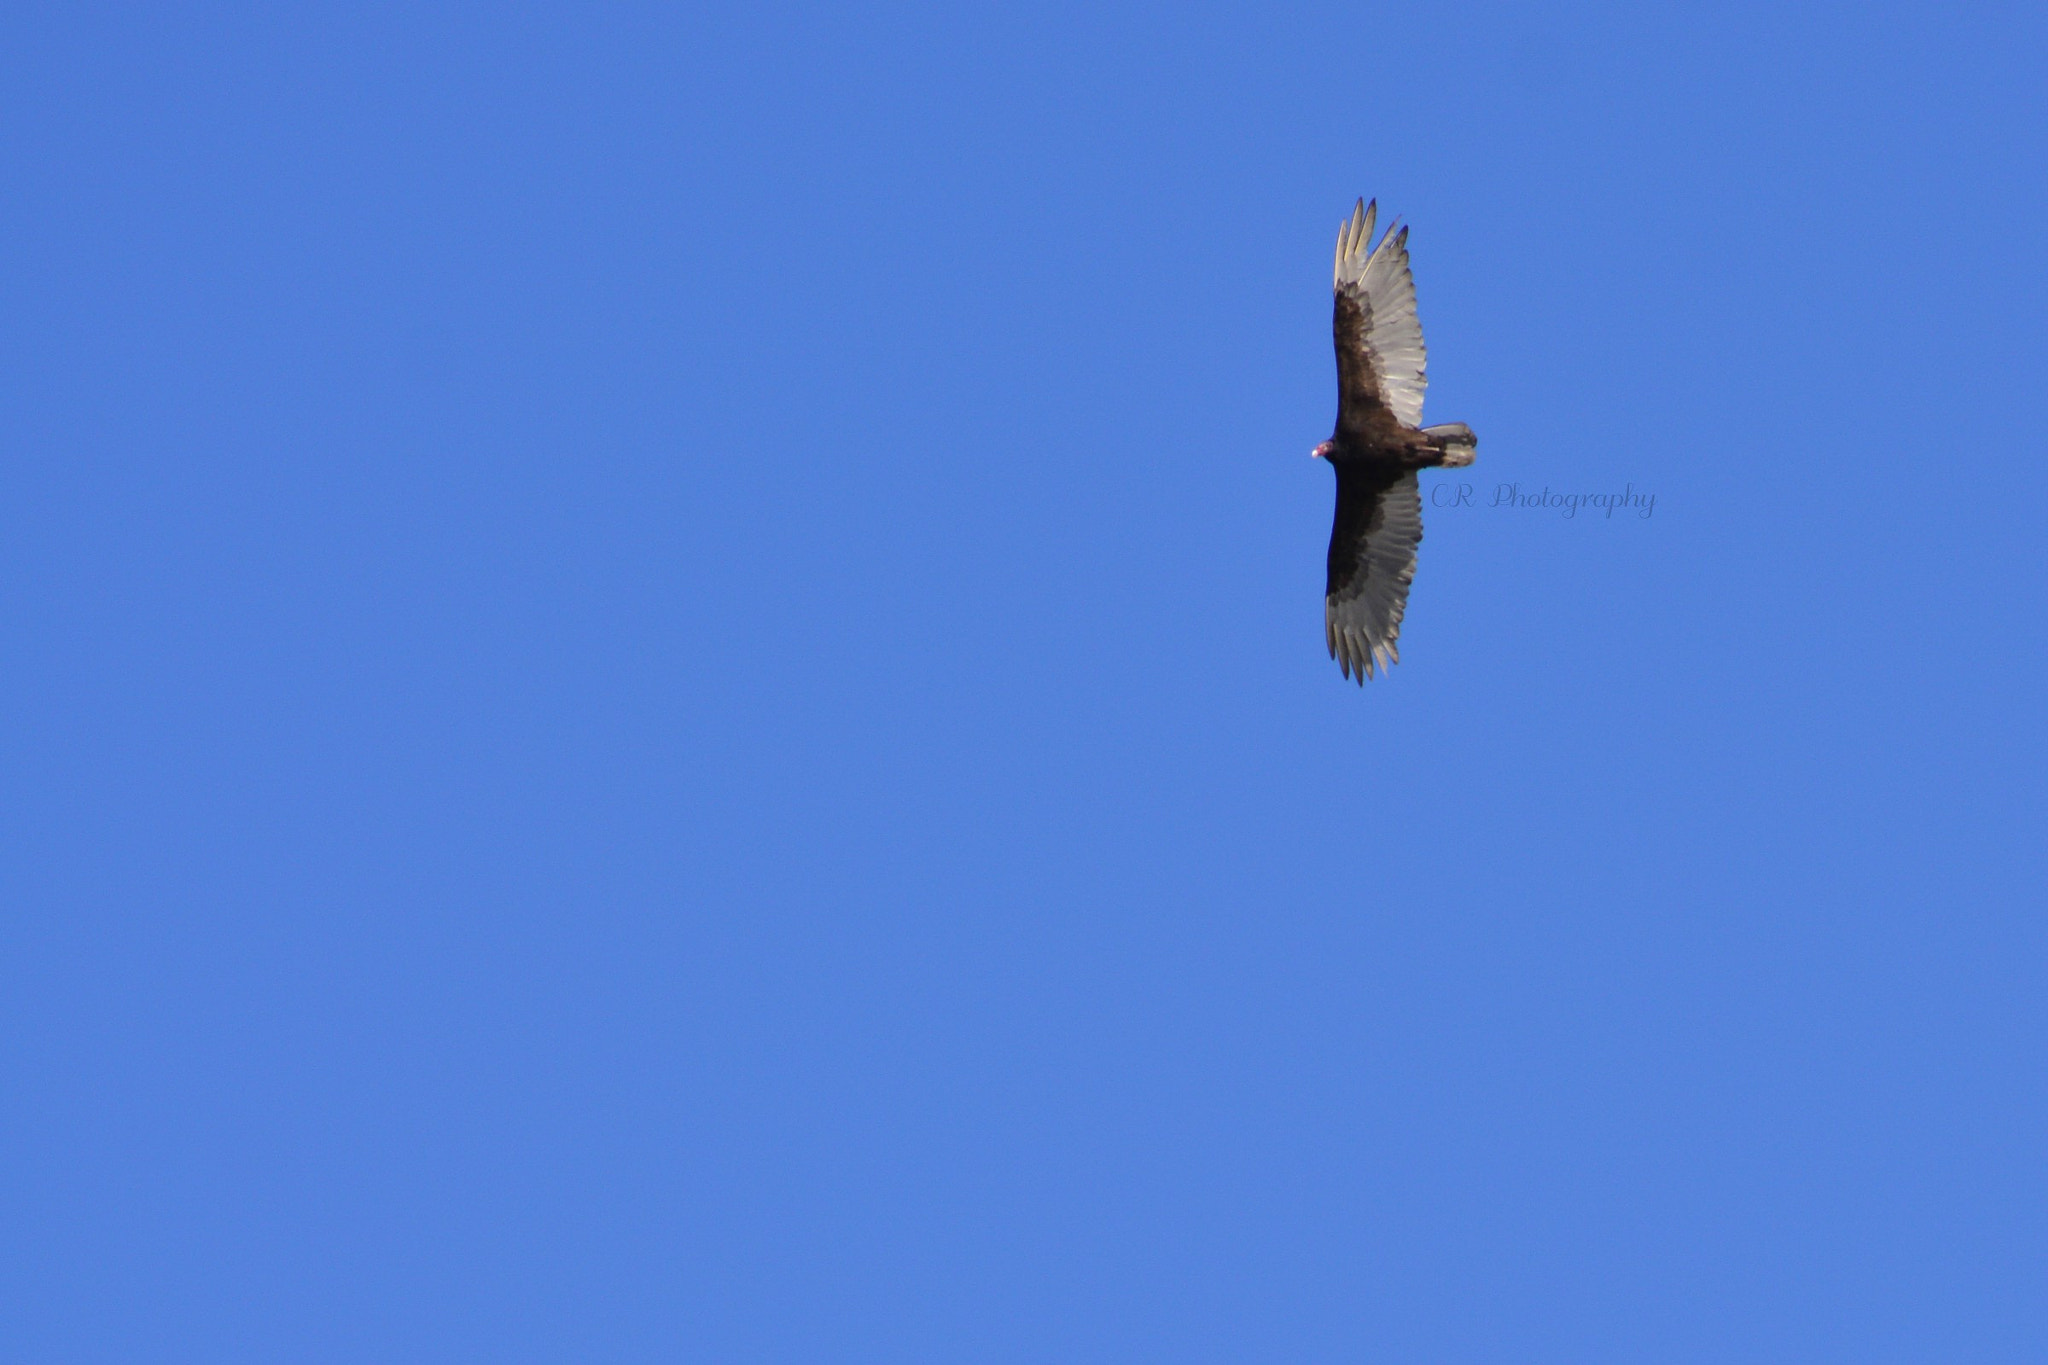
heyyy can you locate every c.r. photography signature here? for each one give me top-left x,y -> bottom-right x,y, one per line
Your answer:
1427,481 -> 1657,519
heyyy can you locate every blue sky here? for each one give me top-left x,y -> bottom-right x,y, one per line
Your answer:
5,2 -> 2045,1359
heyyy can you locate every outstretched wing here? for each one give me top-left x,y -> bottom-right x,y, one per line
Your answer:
1325,464 -> 1422,682
1332,198 -> 1428,433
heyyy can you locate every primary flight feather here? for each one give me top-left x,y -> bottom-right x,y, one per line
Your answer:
1311,198 -> 1476,683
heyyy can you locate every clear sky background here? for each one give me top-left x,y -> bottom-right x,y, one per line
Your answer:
5,2 -> 2046,1360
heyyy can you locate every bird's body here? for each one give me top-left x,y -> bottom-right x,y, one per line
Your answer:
1314,198 -> 1476,683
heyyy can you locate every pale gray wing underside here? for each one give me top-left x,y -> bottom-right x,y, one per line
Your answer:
1332,199 -> 1428,428
1326,470 -> 1422,682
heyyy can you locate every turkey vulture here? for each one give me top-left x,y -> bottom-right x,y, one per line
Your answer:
1313,198 -> 1476,683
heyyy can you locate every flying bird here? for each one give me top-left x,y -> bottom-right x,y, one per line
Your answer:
1313,198 -> 1476,683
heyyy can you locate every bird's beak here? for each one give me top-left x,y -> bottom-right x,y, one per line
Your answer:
1311,442 -> 1333,459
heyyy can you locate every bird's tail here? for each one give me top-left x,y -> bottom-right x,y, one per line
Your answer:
1422,423 -> 1476,468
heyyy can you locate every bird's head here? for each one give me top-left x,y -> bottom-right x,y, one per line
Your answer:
1311,440 -> 1336,460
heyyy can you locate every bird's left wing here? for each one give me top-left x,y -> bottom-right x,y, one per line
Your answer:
1332,198 -> 1428,432
1325,464 -> 1422,682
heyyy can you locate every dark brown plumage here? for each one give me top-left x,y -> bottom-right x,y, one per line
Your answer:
1313,198 -> 1476,683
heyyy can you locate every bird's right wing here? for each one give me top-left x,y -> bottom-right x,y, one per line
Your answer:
1332,198 -> 1428,432
1325,464 -> 1422,682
